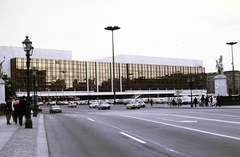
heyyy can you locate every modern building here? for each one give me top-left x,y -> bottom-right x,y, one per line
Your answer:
1,46 -> 207,100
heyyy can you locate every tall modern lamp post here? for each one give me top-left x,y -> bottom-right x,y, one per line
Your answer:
22,35 -> 34,128
187,77 -> 195,107
105,26 -> 120,104
226,42 -> 238,95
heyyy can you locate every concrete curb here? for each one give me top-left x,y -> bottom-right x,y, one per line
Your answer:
37,114 -> 49,157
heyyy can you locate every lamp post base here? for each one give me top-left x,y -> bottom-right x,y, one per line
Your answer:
33,104 -> 38,117
33,111 -> 38,117
25,106 -> 32,128
25,119 -> 33,128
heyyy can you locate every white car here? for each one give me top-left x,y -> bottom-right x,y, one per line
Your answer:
126,101 -> 141,109
49,105 -> 62,113
37,102 -> 44,106
98,101 -> 111,110
137,100 -> 145,108
68,101 -> 77,108
89,101 -> 99,108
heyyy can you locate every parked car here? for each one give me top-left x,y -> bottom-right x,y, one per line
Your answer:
37,102 -> 44,106
98,101 -> 111,110
82,100 -> 90,105
49,105 -> 62,113
126,101 -> 141,109
137,100 -> 145,108
68,101 -> 77,108
58,101 -> 68,105
89,101 -> 99,108
38,106 -> 42,112
47,101 -> 57,106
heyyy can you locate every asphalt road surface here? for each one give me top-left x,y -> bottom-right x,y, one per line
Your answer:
42,104 -> 240,157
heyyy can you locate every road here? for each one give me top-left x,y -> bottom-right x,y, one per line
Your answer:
42,104 -> 240,157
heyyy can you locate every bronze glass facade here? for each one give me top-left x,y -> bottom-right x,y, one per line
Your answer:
11,58 -> 206,94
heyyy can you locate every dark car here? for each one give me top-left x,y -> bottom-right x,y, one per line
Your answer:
49,105 -> 62,113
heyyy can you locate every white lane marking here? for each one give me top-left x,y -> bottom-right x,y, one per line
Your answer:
87,118 -> 95,122
189,112 -> 240,118
95,118 -> 189,156
178,120 -> 198,123
122,115 -> 240,141
158,118 -> 198,123
120,132 -> 146,144
159,114 -> 240,124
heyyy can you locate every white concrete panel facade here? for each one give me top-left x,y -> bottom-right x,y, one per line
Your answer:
94,54 -> 203,67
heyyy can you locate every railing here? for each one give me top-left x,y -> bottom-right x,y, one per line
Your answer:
16,89 -> 207,97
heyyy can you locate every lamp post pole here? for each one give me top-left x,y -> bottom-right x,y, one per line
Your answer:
226,42 -> 238,95
105,26 -> 120,105
187,77 -> 195,107
32,67 -> 38,117
22,35 -> 34,128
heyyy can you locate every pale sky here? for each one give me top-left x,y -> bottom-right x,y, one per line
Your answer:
1,0 -> 240,73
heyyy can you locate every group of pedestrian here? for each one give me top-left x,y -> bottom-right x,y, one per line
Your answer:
194,94 -> 221,107
4,96 -> 26,126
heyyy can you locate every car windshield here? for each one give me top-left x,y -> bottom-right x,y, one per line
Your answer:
130,101 -> 137,104
52,106 -> 60,108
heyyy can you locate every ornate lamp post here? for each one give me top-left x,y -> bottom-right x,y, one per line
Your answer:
22,35 -> 34,128
226,42 -> 238,95
187,77 -> 195,107
105,26 -> 120,104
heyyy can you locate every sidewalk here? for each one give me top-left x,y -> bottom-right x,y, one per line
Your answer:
0,114 -> 48,157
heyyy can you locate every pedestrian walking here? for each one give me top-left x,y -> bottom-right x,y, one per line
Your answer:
194,97 -> 198,107
200,95 -> 205,107
150,99 -> 153,106
212,96 -> 217,106
4,97 -> 13,124
18,96 -> 27,126
216,94 -> 221,107
11,97 -> 16,123
205,95 -> 209,107
13,98 -> 20,124
210,96 -> 213,106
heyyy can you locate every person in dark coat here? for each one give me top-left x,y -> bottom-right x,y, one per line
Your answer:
216,94 -> 221,107
200,95 -> 205,107
18,96 -> 27,126
194,97 -> 198,107
205,95 -> 209,107
4,97 -> 13,124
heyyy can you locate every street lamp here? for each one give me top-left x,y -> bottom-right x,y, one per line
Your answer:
60,70 -> 67,101
226,42 -> 238,95
105,26 -> 120,104
32,67 -> 38,117
187,77 -> 195,107
22,35 -> 34,128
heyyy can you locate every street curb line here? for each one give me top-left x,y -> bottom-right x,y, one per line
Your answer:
37,114 -> 49,157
